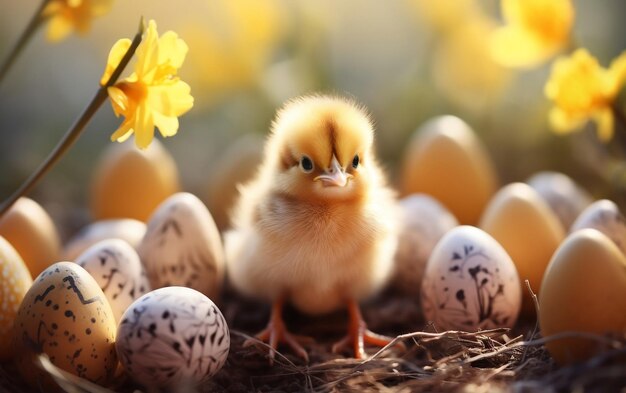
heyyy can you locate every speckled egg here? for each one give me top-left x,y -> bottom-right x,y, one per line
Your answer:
75,239 -> 150,323
527,171 -> 592,230
539,229 -> 626,365
90,139 -> 180,222
0,197 -> 61,277
392,194 -> 458,295
570,199 -> 626,255
138,192 -> 225,299
421,226 -> 521,331
479,183 -> 565,315
13,262 -> 117,387
0,236 -> 32,361
206,134 -> 264,231
400,115 -> 498,224
116,286 -> 230,389
63,218 -> 147,261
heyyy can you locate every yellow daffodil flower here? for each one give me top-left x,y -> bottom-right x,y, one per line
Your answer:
491,0 -> 574,68
43,0 -> 113,42
545,49 -> 626,141
101,20 -> 194,149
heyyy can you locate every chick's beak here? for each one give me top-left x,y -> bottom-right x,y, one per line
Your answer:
314,155 -> 353,187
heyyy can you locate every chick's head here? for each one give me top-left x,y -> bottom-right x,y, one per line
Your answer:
266,95 -> 377,203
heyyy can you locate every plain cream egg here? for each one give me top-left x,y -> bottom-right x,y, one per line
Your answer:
479,183 -> 565,315
0,197 -> 61,277
539,229 -> 626,365
570,199 -> 626,255
90,139 -> 180,222
400,115 -> 498,225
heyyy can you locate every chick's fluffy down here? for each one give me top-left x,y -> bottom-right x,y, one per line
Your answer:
225,95 -> 399,315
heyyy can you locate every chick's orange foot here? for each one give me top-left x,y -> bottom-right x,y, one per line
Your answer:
332,300 -> 406,359
243,298 -> 311,364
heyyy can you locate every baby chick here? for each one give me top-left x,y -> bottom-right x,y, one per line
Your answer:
225,95 -> 400,361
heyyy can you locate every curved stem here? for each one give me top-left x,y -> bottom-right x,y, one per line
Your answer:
0,18 -> 146,217
0,0 -> 52,85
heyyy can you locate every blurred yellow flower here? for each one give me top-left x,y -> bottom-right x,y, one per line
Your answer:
433,15 -> 512,113
545,49 -> 626,141
101,20 -> 194,149
43,0 -> 113,42
182,0 -> 286,105
491,0 -> 574,68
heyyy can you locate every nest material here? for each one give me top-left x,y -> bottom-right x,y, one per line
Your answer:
2,286 -> 626,393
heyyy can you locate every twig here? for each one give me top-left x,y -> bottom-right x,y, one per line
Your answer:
521,279 -> 541,363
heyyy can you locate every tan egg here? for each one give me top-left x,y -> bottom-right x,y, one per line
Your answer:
75,239 -> 150,323
90,139 -> 180,222
392,194 -> 458,295
479,183 -> 565,315
539,229 -> 626,365
0,236 -> 33,361
570,199 -> 626,255
421,226 -> 521,331
0,197 -> 61,277
13,262 -> 117,388
62,218 -> 147,261
526,171 -> 592,229
400,115 -> 498,224
138,192 -> 224,299
206,135 -> 263,231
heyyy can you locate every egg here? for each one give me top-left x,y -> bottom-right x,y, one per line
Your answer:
479,183 -> 565,314
13,262 -> 117,388
0,236 -> 33,361
75,239 -> 150,323
392,194 -> 458,295
570,199 -> 626,255
526,171 -> 592,230
116,286 -> 230,389
90,139 -> 180,222
206,134 -> 264,231
539,229 -> 626,365
0,197 -> 61,277
400,115 -> 498,224
62,218 -> 147,261
421,226 -> 521,331
138,192 -> 225,299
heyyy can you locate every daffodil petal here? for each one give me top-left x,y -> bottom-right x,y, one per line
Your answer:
593,108 -> 614,142
491,27 -> 555,68
134,103 -> 155,149
147,81 -> 194,117
135,20 -> 160,80
153,112 -> 179,137
548,107 -> 586,134
110,121 -> 134,142
46,16 -> 73,42
107,86 -> 129,115
101,39 -> 132,86
158,31 -> 189,69
609,50 -> 626,92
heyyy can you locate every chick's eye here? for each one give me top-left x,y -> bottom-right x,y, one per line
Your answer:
352,154 -> 360,169
300,156 -> 314,173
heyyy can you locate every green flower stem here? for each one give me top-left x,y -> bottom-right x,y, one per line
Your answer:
0,18 -> 146,217
0,0 -> 52,85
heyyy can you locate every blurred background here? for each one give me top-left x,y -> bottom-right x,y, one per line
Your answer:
0,0 -> 625,239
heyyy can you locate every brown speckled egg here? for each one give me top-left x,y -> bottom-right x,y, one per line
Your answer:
0,197 -> 61,277
90,139 -> 180,222
0,236 -> 33,361
539,229 -> 626,365
138,193 -> 224,299
13,262 -> 117,388
400,116 -> 498,225
75,239 -> 150,323
62,218 -> 147,261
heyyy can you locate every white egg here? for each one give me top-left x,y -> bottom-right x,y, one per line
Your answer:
421,226 -> 521,331
137,193 -> 225,299
570,199 -> 626,255
63,219 -> 147,261
75,239 -> 150,322
526,171 -> 592,229
116,287 -> 230,389
392,194 -> 458,295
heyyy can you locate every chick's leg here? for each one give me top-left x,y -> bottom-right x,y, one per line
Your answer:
244,296 -> 310,363
332,299 -> 405,359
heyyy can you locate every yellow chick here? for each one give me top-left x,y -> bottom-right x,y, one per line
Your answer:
225,95 -> 400,361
